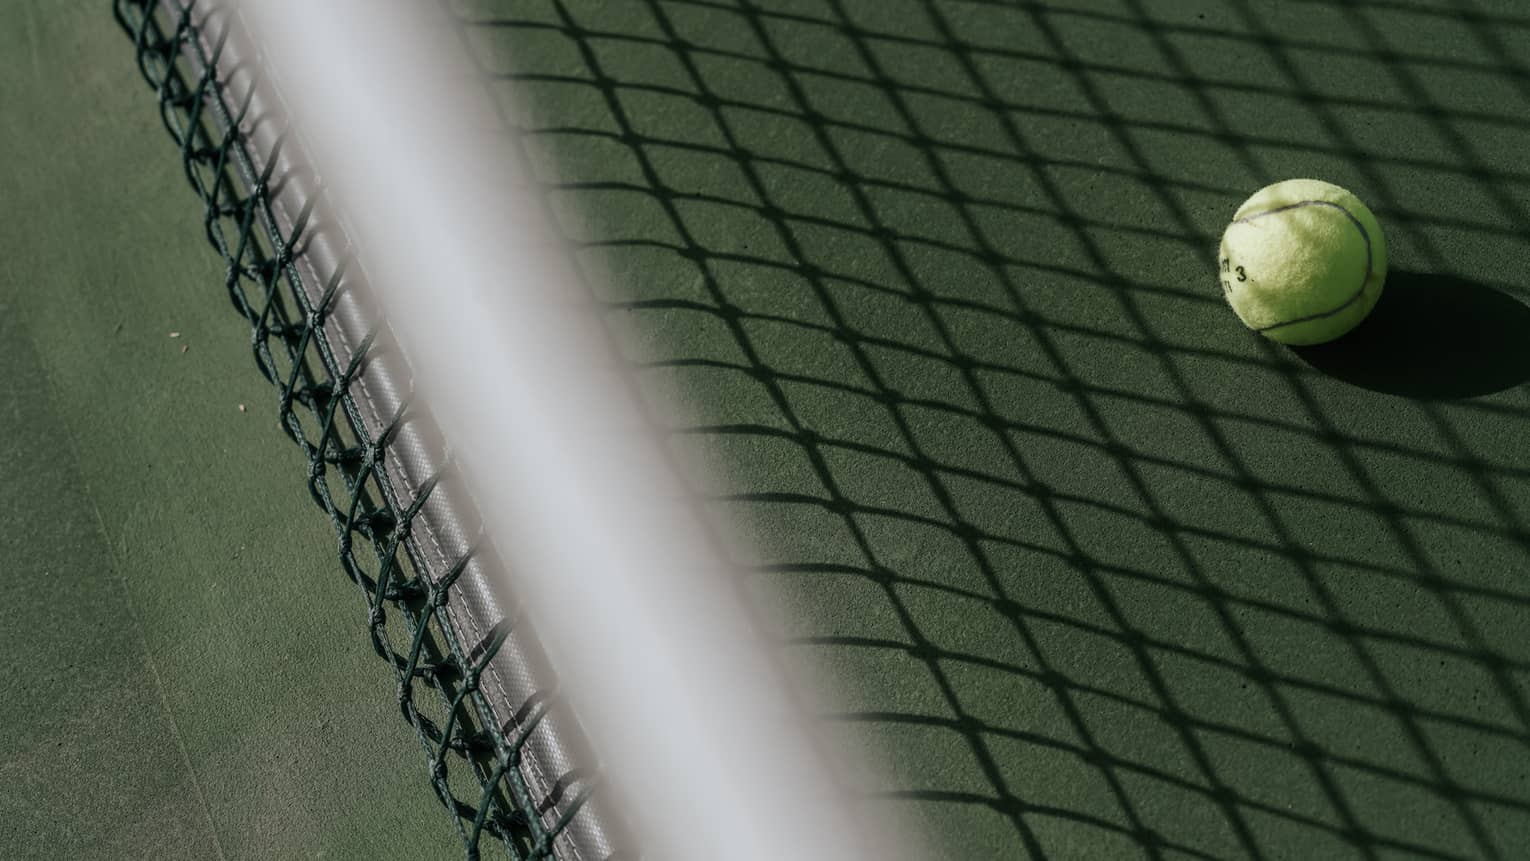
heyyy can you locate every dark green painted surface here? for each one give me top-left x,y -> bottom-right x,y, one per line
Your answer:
6,0 -> 1530,859
457,0 -> 1530,857
0,298 -> 220,860
0,5 -> 451,858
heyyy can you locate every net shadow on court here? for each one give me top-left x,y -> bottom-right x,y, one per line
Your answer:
454,0 -> 1530,857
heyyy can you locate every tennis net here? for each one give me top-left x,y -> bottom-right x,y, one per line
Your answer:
114,3 -> 615,857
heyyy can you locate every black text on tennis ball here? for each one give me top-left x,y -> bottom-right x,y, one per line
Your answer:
1218,178 -> 1387,346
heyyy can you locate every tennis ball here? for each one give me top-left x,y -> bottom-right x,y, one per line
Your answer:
1218,178 -> 1387,345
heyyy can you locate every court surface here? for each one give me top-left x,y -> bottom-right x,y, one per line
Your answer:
5,1 -> 1530,858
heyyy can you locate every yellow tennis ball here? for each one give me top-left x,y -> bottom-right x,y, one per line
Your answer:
1218,179 -> 1387,345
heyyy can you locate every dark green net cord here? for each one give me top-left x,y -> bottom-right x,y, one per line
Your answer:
111,2 -> 584,857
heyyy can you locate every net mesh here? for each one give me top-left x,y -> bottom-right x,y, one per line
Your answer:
112,3 -> 592,858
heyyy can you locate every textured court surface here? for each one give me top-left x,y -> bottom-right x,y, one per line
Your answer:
0,6 -> 451,857
6,1 -> 1530,858
463,1 -> 1530,857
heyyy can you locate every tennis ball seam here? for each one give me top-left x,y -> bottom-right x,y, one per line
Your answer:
1230,199 -> 1375,335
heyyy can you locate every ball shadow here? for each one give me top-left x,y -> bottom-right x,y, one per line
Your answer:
1293,270 -> 1530,399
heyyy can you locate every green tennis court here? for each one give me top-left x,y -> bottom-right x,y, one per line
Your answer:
5,1 -> 1530,858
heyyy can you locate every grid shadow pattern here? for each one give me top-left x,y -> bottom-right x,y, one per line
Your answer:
113,3 -> 593,857
453,0 -> 1530,857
